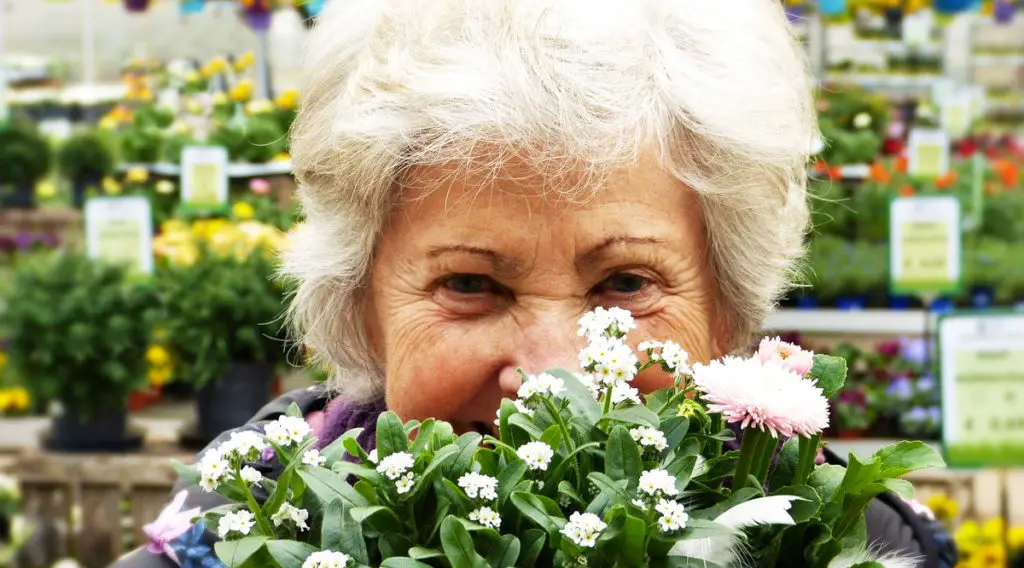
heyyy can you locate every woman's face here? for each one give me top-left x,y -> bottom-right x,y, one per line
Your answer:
366,156 -> 729,435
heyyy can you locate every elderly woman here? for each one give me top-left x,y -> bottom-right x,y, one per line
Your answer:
115,1 -> 956,567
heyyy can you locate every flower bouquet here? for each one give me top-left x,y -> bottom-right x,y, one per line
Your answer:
174,308 -> 943,567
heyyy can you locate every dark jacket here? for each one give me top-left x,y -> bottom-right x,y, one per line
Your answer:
110,387 -> 957,568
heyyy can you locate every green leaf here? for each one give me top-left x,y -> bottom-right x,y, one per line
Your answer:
544,441 -> 601,495
499,400 -> 530,448
508,413 -> 545,439
606,425 -> 642,490
331,461 -> 384,484
660,416 -> 690,450
380,533 -> 413,559
447,432 -> 483,479
873,441 -> 945,478
540,424 -> 564,452
511,491 -> 567,534
708,430 -> 737,442
320,427 -> 365,464
380,559 -> 434,568
588,472 -> 631,504
376,412 -> 410,458
769,438 -> 801,492
262,465 -> 297,519
770,486 -> 822,523
408,547 -> 445,560
350,505 -> 404,532
808,465 -> 846,502
809,354 -> 847,398
881,478 -> 916,500
171,460 -> 201,485
409,419 -> 436,455
545,368 -> 601,424
837,453 -> 882,498
486,534 -> 521,568
320,499 -> 344,551
285,402 -> 303,419
441,516 -> 489,568
297,468 -> 369,509
605,406 -> 661,428
214,537 -> 268,567
517,530 -> 546,568
620,514 -> 647,567
266,540 -> 317,568
411,445 -> 461,499
497,460 -> 528,505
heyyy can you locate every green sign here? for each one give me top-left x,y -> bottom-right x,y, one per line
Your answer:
940,312 -> 1024,468
889,195 -> 963,296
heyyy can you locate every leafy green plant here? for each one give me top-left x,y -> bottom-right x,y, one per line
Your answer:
0,121 -> 52,188
852,181 -> 893,244
56,129 -> 116,182
2,253 -> 155,420
808,179 -> 854,239
155,239 -> 286,389
120,124 -> 166,163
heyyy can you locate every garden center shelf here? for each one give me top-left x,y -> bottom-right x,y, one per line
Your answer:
971,54 -> 1024,66
764,309 -> 939,335
823,73 -> 941,93
120,161 -> 293,178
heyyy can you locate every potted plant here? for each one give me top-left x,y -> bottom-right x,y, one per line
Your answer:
833,386 -> 876,438
2,252 -> 155,451
0,121 -> 52,209
56,130 -> 116,208
963,239 -> 1008,308
154,220 -> 287,445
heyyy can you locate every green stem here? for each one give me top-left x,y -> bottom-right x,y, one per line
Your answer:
235,466 -> 274,536
732,429 -> 765,490
792,434 -> 821,486
752,434 -> 778,486
602,387 -> 614,416
541,397 -> 575,453
709,414 -> 723,458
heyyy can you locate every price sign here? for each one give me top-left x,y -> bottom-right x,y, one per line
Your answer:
181,145 -> 229,210
889,195 -> 962,296
941,92 -> 972,139
931,78 -> 956,108
940,313 -> 1024,467
0,66 -> 8,123
967,85 -> 987,119
85,196 -> 154,276
902,12 -> 932,45
906,129 -> 950,178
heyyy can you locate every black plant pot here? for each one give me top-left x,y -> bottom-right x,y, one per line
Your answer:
72,177 -> 101,209
44,407 -> 142,452
0,185 -> 35,209
194,362 -> 275,444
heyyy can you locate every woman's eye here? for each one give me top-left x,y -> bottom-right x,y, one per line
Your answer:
598,272 -> 650,295
442,274 -> 500,295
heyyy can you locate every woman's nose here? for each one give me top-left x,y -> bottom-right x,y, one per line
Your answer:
497,315 -> 582,397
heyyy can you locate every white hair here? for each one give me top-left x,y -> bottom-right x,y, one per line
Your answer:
283,0 -> 819,402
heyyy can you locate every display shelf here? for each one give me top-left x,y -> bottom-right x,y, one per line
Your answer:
971,54 -> 1024,66
121,161 -> 293,178
824,72 -> 942,92
764,309 -> 937,335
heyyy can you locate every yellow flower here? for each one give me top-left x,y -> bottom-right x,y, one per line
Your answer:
1009,526 -> 1024,551
186,70 -> 202,84
172,121 -> 192,136
145,345 -> 171,368
230,80 -> 254,103
273,152 -> 291,163
125,167 -> 150,184
232,201 -> 256,221
983,518 -> 1006,543
35,180 -> 57,199
192,219 -> 230,241
972,544 -> 1006,567
0,351 -> 6,370
925,494 -> 959,521
0,391 -> 9,413
957,521 -> 983,555
185,100 -> 205,115
245,100 -> 274,115
212,91 -> 229,107
7,388 -> 29,412
147,367 -> 172,388
275,89 -> 299,111
160,219 -> 189,234
102,177 -> 122,195
234,52 -> 256,72
205,57 -> 228,76
98,116 -> 120,131
155,180 -> 176,195
168,244 -> 199,267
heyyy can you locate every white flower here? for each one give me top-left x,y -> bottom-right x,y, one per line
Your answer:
655,499 -> 689,533
581,337 -> 639,382
366,449 -> 378,464
659,341 -> 691,376
271,503 -> 310,531
239,466 -> 263,485
513,400 -> 534,417
217,510 -> 255,539
302,550 -> 352,568
376,452 -> 415,480
853,112 -> 872,129
638,469 -> 678,498
50,560 -> 82,568
395,472 -> 415,494
609,382 -> 641,406
198,449 -> 230,492
458,472 -> 500,501
263,416 -> 312,447
631,498 -> 648,511
517,372 -> 565,401
561,511 -> 607,549
468,506 -> 502,529
220,431 -> 268,461
692,356 -> 830,438
301,449 -> 327,468
517,441 -> 554,471
629,427 -> 668,452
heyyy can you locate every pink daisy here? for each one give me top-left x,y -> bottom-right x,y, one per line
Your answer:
692,356 -> 829,438
756,337 -> 814,377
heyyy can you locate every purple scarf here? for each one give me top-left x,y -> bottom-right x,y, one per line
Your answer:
315,398 -> 387,453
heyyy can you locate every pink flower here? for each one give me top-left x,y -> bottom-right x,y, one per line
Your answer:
249,178 -> 271,196
143,490 -> 200,566
692,356 -> 829,438
756,337 -> 814,376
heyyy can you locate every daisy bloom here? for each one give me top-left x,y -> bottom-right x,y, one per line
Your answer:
468,506 -> 502,529
756,337 -> 815,377
562,511 -> 607,549
302,550 -> 352,568
692,356 -> 829,438
517,441 -> 554,471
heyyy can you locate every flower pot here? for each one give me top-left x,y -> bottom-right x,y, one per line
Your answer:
0,185 -> 36,209
45,407 -> 142,452
243,9 -> 273,31
72,177 -> 100,209
934,0 -> 973,12
837,429 -> 865,440
994,0 -> 1016,24
970,286 -> 996,308
795,294 -> 818,310
887,294 -> 914,310
835,295 -> 867,310
195,361 -> 275,443
817,0 -> 846,15
123,0 -> 151,12
929,297 -> 956,313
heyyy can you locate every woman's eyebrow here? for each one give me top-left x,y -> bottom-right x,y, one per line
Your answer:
577,236 -> 665,270
426,245 -> 524,278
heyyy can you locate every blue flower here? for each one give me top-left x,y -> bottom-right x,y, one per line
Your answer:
167,521 -> 227,568
886,377 -> 914,401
